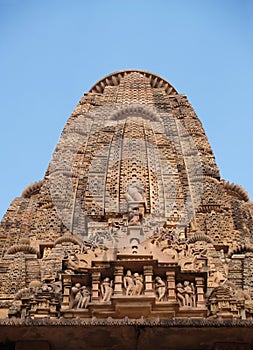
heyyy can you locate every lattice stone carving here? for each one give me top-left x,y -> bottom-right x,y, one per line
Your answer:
0,70 -> 253,323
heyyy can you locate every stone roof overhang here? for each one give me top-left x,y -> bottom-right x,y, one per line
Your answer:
1,318 -> 253,350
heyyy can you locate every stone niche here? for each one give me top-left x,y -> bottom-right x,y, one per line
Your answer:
59,250 -> 207,320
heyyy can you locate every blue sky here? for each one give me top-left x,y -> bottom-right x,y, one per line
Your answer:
0,0 -> 252,219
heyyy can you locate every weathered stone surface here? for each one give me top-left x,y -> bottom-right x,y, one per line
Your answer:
1,70 -> 253,348
15,341 -> 50,350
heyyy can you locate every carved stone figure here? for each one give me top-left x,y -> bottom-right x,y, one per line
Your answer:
133,273 -> 144,295
184,281 -> 194,307
64,254 -> 80,274
211,270 -> 227,287
128,207 -> 142,226
189,241 -> 208,259
123,270 -> 135,295
125,180 -> 145,203
77,286 -> 90,308
160,225 -> 176,243
8,303 -> 20,318
190,282 -> 196,307
71,283 -> 81,308
42,247 -> 51,259
161,246 -> 178,260
176,283 -> 185,307
176,281 -> 196,307
71,283 -> 90,309
123,270 -> 144,296
101,277 -> 113,301
155,276 -> 166,301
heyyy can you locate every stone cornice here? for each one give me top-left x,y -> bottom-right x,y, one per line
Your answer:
1,317 -> 253,327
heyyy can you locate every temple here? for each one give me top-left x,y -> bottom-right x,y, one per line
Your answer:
1,70 -> 253,349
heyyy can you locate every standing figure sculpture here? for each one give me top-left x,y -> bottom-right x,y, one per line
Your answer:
71,283 -> 90,309
123,270 -> 144,296
101,277 -> 113,302
133,273 -> 144,295
155,276 -> 166,301
124,270 -> 135,295
78,286 -> 90,309
190,282 -> 196,307
71,283 -> 81,308
176,281 -> 196,308
184,281 -> 193,307
176,282 -> 185,307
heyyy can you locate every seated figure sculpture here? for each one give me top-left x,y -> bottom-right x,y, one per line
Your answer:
125,180 -> 145,203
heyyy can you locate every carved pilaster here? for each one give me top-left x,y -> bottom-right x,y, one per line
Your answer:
195,277 -> 205,308
61,275 -> 72,310
114,266 -> 124,295
144,265 -> 154,296
166,271 -> 176,301
91,271 -> 101,302
228,254 -> 244,289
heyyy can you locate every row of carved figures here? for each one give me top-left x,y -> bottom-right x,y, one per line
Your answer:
70,270 -> 196,309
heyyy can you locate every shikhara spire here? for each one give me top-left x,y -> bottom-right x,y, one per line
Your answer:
1,70 -> 253,349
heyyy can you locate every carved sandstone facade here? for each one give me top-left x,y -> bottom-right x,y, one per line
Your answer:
1,70 -> 253,349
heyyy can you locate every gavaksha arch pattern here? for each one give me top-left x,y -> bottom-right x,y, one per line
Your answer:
0,70 -> 253,335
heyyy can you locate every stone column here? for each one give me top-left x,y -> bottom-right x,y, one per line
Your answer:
166,271 -> 176,301
61,275 -> 72,310
114,266 -> 124,295
144,265 -> 154,296
91,271 -> 101,302
195,277 -> 205,308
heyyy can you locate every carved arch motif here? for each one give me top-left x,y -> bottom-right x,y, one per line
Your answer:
89,70 -> 178,95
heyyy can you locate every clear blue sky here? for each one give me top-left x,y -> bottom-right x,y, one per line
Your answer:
0,0 -> 252,219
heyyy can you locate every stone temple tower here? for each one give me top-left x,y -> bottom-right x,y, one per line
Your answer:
1,70 -> 253,350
